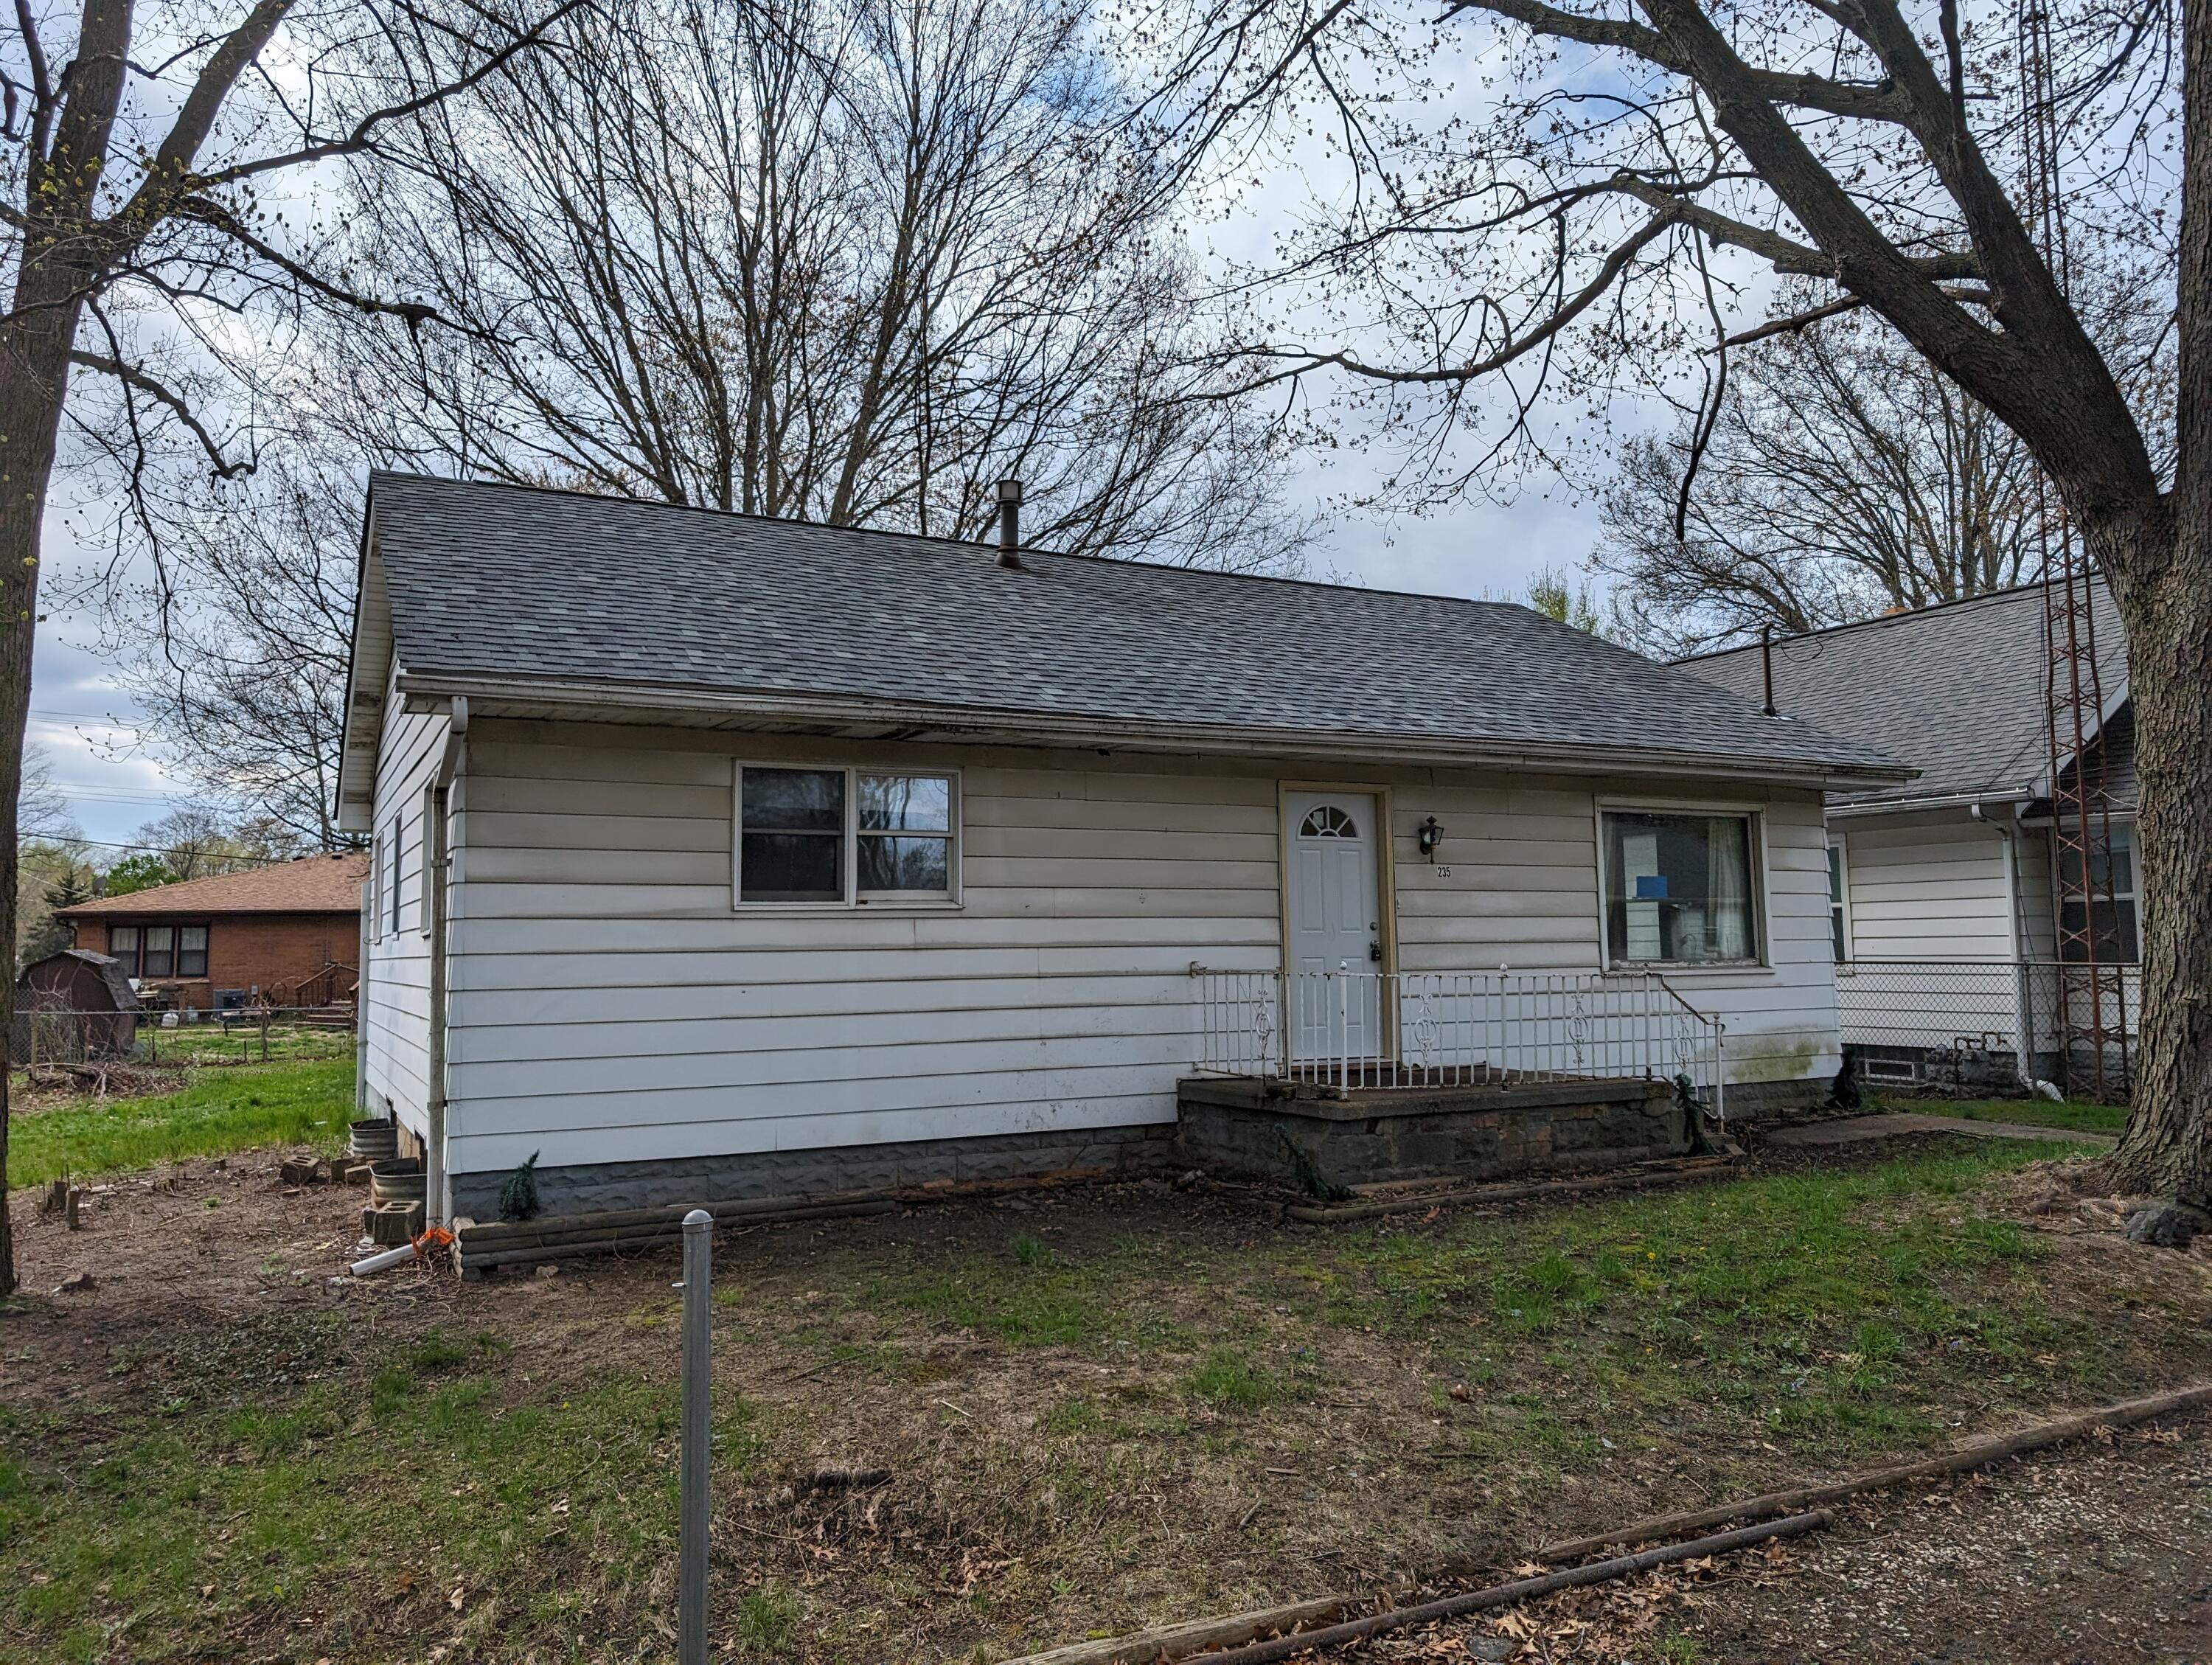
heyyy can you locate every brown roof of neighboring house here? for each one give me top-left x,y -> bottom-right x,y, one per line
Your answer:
56,852 -> 369,918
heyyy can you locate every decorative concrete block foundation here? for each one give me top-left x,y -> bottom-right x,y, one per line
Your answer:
1175,1075 -> 1691,1191
450,1122 -> 1178,1220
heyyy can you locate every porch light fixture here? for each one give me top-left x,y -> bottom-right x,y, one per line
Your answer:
1418,816 -> 1444,861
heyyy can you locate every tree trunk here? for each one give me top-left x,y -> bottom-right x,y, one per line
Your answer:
0,265 -> 88,1296
2099,540 -> 2212,1200
2100,0 -> 2211,1201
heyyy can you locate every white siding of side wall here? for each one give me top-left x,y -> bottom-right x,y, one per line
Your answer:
359,680 -> 444,1138
437,723 -> 1843,1177
1838,810 -> 2020,958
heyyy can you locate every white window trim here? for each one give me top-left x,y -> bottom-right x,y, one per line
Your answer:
369,830 -> 384,944
1829,832 -> 1854,967
387,818 -> 403,939
1593,797 -> 1772,973
731,762 -> 964,911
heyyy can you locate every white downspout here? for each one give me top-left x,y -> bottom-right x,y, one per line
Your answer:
355,877 -> 371,1117
424,696 -> 469,1224
1972,802 -> 2031,1071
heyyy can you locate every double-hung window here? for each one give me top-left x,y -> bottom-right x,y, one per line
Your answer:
2059,822 -> 2139,963
1601,809 -> 1761,966
736,765 -> 957,906
106,922 -> 209,979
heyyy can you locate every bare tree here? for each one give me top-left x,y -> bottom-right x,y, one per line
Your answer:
1594,310 -> 2043,654
1142,0 -> 2205,1199
106,456 -> 361,849
326,0 -> 1308,569
0,0 -> 580,1293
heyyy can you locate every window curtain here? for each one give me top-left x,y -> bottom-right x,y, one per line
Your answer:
1708,818 -> 1750,959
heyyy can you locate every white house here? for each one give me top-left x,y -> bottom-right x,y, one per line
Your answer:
340,474 -> 1908,1222
1680,581 -> 2136,1095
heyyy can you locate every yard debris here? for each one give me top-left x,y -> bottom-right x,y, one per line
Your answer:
806,1467 -> 893,1492
279,1156 -> 326,1186
2123,1202 -> 2210,1248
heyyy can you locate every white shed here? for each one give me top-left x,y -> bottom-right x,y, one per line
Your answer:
340,474 -> 1910,1222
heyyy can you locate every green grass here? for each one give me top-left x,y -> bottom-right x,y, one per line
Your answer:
1893,1095 -> 2129,1136
7,1057 -> 354,1186
1330,1141 -> 2109,1453
5,1136 -> 2200,1665
145,1020 -> 356,1066
0,1324 -> 762,1665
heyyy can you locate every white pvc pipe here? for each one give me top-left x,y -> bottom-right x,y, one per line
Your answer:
350,1242 -> 417,1277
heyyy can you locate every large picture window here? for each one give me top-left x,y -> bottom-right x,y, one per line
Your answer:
106,922 -> 210,979
1603,810 -> 1760,966
2059,823 -> 2139,963
737,765 -> 957,905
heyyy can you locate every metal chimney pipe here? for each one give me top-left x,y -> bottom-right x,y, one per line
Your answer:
995,478 -> 1023,569
1761,625 -> 1777,716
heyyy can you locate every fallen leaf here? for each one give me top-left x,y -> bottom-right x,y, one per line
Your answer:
448,1585 -> 466,1612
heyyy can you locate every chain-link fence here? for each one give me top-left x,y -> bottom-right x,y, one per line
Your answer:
9,1004 -> 356,1068
1836,957 -> 2136,1103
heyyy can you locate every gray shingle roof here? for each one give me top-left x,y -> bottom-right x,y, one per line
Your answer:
363,473 -> 1905,780
1679,581 -> 2128,807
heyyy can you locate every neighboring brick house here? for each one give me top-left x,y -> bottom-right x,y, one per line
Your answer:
55,852 -> 368,1011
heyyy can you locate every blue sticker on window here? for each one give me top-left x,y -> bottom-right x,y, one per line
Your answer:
1635,875 -> 1669,900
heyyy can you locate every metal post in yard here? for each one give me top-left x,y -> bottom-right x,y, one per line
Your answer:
678,1208 -> 714,1665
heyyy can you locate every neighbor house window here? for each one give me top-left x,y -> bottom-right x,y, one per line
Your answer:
1827,837 -> 1851,963
736,765 -> 957,905
2059,822 -> 2139,963
106,923 -> 209,979
1603,810 -> 1759,965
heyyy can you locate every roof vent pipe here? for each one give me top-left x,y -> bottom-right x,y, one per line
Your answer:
1760,625 -> 1778,717
994,479 -> 1024,570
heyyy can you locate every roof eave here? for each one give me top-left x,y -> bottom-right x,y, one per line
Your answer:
394,669 -> 1916,791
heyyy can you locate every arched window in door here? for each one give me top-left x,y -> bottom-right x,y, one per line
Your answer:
1298,804 -> 1357,839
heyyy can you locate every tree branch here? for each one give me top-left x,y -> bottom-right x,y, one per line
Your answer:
1233,206 -> 1683,389
68,350 -> 255,480
182,0 -> 596,194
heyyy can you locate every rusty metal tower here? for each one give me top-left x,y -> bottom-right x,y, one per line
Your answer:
2021,1 -> 2131,1098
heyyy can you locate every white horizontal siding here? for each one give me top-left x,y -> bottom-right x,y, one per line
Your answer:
359,676 -> 443,1137
430,730 -> 1843,1175
1842,811 -> 2018,959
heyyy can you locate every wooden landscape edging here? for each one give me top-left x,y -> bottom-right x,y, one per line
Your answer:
1281,1154 -> 1740,1224
1534,1377 -> 2212,1562
985,1381 -> 2212,1665
453,1167 -> 1125,1274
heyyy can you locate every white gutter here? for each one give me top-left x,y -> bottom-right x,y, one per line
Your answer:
392,671 -> 1916,792
1830,788 -> 2037,818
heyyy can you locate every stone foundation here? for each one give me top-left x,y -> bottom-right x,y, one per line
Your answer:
1176,1075 -> 1691,1191
449,1122 -> 1178,1220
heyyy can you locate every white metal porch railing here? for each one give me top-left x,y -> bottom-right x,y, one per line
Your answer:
1190,965 -> 1726,1115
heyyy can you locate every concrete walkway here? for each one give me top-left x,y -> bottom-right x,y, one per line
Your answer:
1764,1111 -> 2115,1149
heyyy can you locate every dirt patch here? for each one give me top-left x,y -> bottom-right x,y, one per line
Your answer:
1298,1414 -> 2212,1663
6,1138 -> 2212,1664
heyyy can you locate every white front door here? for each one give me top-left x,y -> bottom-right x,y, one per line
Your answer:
1285,790 -> 1383,1066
